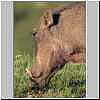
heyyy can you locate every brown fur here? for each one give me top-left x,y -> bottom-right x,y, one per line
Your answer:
26,2 -> 86,88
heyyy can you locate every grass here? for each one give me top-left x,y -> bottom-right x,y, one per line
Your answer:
14,54 -> 86,98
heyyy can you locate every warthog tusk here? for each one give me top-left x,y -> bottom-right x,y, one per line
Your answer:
25,68 -> 33,78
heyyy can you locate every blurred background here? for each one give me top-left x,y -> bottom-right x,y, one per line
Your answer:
14,1 -> 77,58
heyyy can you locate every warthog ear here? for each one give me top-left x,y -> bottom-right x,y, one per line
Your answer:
40,8 -> 60,30
42,8 -> 53,28
42,8 -> 60,29
52,9 -> 60,25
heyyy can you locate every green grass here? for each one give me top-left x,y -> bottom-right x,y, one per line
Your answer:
14,54 -> 86,98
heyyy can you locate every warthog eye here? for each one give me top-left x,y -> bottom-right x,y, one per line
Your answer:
32,28 -> 37,37
32,31 -> 37,36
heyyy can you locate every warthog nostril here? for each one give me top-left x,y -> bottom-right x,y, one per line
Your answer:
26,68 -> 43,81
31,71 -> 43,78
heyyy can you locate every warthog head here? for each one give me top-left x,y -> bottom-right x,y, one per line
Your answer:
26,2 -> 86,89
26,8 -> 64,89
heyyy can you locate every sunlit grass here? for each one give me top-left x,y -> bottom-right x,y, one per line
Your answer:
14,54 -> 86,98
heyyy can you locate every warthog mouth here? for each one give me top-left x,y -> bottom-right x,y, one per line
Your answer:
26,68 -> 48,90
26,68 -> 44,83
26,68 -> 40,86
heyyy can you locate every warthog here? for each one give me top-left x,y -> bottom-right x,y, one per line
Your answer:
26,2 -> 86,89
